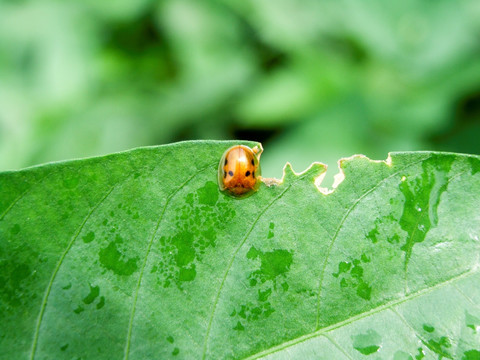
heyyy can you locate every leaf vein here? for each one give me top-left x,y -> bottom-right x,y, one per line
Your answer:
246,261 -> 478,359
29,182 -> 119,360
0,173 -> 51,221
123,164 -> 214,360
389,308 -> 431,349
403,169 -> 468,294
315,156 -> 430,329
322,334 -> 354,360
390,308 -> 461,359
202,181 -> 299,360
453,283 -> 479,309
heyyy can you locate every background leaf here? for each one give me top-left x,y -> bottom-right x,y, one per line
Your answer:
1,0 -> 480,186
1,141 -> 480,359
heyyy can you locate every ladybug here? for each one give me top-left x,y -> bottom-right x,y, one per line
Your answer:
218,145 -> 262,197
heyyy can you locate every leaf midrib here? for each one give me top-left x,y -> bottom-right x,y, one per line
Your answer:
244,266 -> 479,360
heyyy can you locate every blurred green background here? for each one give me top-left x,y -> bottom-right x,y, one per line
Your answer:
1,0 -> 479,184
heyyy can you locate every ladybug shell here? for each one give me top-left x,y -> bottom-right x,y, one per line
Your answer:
218,145 -> 261,196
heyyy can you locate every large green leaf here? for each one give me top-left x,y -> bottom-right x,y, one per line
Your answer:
1,141 -> 479,359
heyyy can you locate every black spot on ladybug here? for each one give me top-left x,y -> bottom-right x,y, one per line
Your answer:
251,159 -> 254,165
252,171 -> 255,178
225,159 -> 228,165
224,172 -> 227,178
245,171 -> 251,177
228,171 -> 234,176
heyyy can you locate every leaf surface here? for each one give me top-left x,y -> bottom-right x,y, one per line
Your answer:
1,141 -> 480,359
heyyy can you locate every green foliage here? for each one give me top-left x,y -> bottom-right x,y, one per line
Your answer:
1,141 -> 480,359
1,0 -> 479,180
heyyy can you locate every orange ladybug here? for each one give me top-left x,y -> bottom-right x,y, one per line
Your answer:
218,145 -> 262,197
